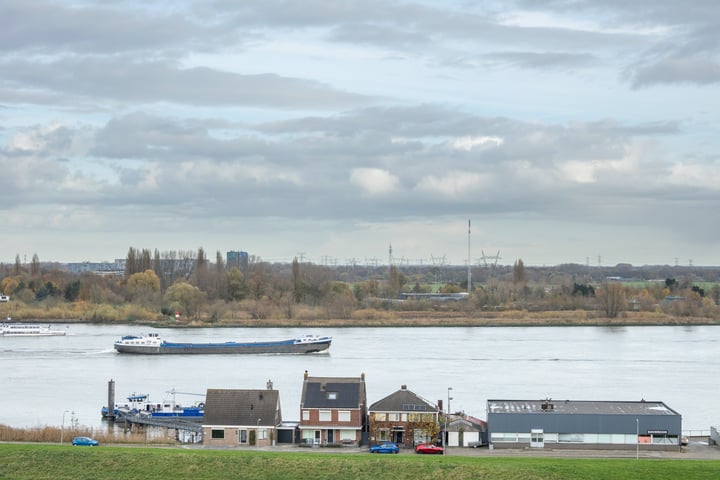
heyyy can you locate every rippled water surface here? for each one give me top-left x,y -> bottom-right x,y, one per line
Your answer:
1,324 -> 717,431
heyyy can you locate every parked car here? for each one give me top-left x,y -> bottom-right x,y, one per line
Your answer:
72,436 -> 99,446
415,443 -> 443,454
467,441 -> 485,448
370,442 -> 399,454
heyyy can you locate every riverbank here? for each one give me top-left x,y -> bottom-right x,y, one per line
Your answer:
13,309 -> 720,328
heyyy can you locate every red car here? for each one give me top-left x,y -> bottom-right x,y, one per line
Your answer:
415,443 -> 443,454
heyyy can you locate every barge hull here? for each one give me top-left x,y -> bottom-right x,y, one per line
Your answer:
114,340 -> 331,355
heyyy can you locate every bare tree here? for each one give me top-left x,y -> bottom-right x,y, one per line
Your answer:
600,282 -> 626,318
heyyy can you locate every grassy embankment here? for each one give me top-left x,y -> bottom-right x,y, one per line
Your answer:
1,444 -> 719,480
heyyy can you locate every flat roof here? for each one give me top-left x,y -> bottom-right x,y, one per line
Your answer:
487,399 -> 680,416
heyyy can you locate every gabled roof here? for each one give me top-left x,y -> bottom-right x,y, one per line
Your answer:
203,388 -> 280,427
369,385 -> 438,413
301,373 -> 366,409
448,415 -> 487,432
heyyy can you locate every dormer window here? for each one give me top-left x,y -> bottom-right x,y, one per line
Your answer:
327,392 -> 338,400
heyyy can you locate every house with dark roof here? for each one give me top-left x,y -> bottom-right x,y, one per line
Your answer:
368,384 -> 439,448
202,381 -> 281,447
299,370 -> 367,446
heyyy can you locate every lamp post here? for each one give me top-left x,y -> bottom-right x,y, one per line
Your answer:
444,387 -> 453,455
60,410 -> 71,444
636,418 -> 639,460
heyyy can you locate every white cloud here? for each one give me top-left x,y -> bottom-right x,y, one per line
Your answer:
350,168 -> 400,195
449,135 -> 503,151
415,171 -> 491,197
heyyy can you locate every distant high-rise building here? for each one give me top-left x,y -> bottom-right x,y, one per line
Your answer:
226,251 -> 249,270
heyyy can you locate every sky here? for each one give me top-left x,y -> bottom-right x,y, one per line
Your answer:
1,0 -> 719,267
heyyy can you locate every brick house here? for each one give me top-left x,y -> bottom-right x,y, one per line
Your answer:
299,371 -> 367,446
368,384 -> 439,448
202,382 -> 281,447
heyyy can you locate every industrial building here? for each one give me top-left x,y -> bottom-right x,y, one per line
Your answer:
487,399 -> 682,451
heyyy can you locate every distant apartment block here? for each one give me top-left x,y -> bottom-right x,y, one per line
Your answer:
226,251 -> 249,270
65,259 -> 125,276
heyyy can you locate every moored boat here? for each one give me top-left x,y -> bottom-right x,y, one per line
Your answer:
101,392 -> 205,418
1,319 -> 67,336
113,332 -> 332,355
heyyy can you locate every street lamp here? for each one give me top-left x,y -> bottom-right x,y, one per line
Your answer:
636,418 -> 639,460
444,387 -> 453,456
60,410 -> 72,444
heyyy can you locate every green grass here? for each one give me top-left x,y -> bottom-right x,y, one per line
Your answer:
1,444 -> 719,480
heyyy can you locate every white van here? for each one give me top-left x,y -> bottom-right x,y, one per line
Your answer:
0,295 -> 9,302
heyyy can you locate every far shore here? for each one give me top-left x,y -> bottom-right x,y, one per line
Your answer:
12,311 -> 720,328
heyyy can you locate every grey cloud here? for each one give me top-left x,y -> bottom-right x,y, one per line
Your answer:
483,51 -> 599,70
1,57 -> 372,109
75,107 -> 687,223
0,0 -> 228,55
626,57 -> 720,88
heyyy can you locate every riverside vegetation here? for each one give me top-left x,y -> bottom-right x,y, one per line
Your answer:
1,249 -> 718,327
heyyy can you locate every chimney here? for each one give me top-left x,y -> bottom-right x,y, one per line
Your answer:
401,384 -> 407,390
361,372 -> 365,381
438,400 -> 444,413
304,370 -> 308,380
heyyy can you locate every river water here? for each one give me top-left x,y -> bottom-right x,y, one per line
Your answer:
0,324 -> 717,432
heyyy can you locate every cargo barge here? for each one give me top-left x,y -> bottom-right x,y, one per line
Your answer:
113,333 -> 332,354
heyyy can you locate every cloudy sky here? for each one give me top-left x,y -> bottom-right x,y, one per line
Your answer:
1,0 -> 719,267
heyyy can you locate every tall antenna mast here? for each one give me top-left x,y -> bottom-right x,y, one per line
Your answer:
467,219 -> 472,294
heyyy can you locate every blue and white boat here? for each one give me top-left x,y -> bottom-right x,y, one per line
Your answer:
101,392 -> 205,418
113,332 -> 332,355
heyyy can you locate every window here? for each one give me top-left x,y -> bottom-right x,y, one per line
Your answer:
302,410 -> 310,421
378,429 -> 390,441
340,429 -> 355,441
319,410 -> 331,421
327,392 -> 338,400
338,411 -> 351,422
211,429 -> 224,439
374,413 -> 386,421
259,429 -> 268,440
388,413 -> 399,421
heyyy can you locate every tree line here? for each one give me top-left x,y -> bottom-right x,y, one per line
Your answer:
1,249 -> 719,322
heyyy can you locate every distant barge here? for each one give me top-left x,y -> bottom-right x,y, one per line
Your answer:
113,333 -> 332,355
1,320 -> 66,336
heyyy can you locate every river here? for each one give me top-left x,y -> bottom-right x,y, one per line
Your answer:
0,324 -> 717,432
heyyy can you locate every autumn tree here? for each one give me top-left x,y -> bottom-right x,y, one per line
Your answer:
599,282 -> 626,318
164,281 -> 207,321
127,269 -> 161,304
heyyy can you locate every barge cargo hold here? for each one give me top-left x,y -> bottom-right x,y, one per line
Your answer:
113,333 -> 332,355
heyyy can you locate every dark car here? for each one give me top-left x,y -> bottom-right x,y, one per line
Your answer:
415,443 -> 443,454
370,442 -> 399,454
72,436 -> 99,446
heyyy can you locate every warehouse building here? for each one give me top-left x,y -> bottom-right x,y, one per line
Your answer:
487,399 -> 682,451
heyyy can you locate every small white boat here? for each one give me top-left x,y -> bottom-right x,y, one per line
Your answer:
1,319 -> 67,336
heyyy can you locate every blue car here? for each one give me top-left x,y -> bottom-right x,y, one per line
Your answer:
370,442 -> 399,454
72,436 -> 99,446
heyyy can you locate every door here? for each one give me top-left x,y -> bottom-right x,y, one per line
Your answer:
531,429 -> 544,448
327,429 -> 334,444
